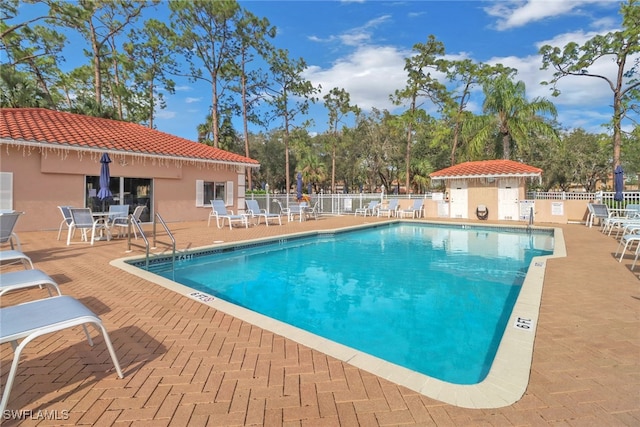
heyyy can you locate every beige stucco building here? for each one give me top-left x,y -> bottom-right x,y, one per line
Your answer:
426,160 -> 589,224
0,108 -> 259,232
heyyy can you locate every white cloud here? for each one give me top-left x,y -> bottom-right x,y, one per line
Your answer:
309,15 -> 392,47
156,110 -> 176,119
484,0 -> 613,30
305,45 -> 409,112
185,97 -> 201,104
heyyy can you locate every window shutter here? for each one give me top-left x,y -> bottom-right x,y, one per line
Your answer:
195,180 -> 204,207
0,172 -> 13,211
226,181 -> 234,206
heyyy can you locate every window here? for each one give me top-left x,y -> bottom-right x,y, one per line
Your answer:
85,176 -> 152,222
196,180 -> 232,207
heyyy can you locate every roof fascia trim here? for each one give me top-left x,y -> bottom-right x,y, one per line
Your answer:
0,139 -> 260,169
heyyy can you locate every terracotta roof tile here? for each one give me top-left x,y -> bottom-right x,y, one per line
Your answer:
430,160 -> 542,179
0,108 -> 259,166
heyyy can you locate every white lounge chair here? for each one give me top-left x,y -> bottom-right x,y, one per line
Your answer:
0,295 -> 124,412
377,199 -> 399,218
67,208 -> 110,245
208,200 -> 248,229
399,199 -> 424,219
615,229 -> 640,263
0,269 -> 61,298
245,199 -> 281,226
355,201 -> 379,217
0,250 -> 34,269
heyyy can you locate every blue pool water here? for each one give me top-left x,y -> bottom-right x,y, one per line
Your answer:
150,223 -> 554,385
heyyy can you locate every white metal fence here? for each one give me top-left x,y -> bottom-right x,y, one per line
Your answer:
246,191 -> 640,216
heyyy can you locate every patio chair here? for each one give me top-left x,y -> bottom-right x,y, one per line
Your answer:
112,205 -> 146,239
67,208 -> 110,245
272,199 -> 291,219
245,199 -> 281,226
56,206 -> 74,241
615,228 -> 640,262
306,201 -> 320,220
208,200 -> 249,230
355,200 -> 379,217
106,204 -> 129,227
586,203 -> 611,229
0,269 -> 61,298
377,199 -> 399,218
0,295 -> 124,413
289,202 -> 308,222
399,199 -> 424,219
0,250 -> 34,269
0,211 -> 23,251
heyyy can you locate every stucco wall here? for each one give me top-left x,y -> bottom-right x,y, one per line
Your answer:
1,145 -> 247,231
422,198 -> 590,224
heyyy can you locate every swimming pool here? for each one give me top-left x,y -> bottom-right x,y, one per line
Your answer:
114,221 -> 564,408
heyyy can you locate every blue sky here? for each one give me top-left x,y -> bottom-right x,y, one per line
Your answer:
14,0 -> 632,141
156,0 -> 628,141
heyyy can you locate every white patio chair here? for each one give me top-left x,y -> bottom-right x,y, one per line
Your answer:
56,206 -> 74,241
67,208 -> 110,245
208,200 -> 248,230
0,295 -> 124,413
355,200 -> 379,217
289,202 -> 307,222
112,205 -> 146,239
0,211 -> 23,251
399,199 -> 424,219
272,199 -> 291,219
246,199 -> 281,226
377,199 -> 399,218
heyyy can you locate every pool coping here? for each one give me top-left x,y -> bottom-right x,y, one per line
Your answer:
110,220 -> 566,409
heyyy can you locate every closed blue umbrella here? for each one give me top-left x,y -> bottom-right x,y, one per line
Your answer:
296,172 -> 303,201
97,153 -> 113,210
614,165 -> 624,202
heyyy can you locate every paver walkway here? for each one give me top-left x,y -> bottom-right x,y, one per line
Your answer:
1,216 -> 638,426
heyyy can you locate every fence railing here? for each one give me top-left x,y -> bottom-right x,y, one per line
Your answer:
527,191 -> 640,209
246,191 -> 640,216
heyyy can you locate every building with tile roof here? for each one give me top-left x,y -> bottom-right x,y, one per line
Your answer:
0,108 -> 260,231
429,160 -> 543,221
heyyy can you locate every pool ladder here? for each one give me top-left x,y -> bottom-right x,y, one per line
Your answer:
127,212 -> 176,271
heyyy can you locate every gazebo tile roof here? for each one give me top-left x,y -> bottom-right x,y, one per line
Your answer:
430,160 -> 542,179
0,108 -> 259,166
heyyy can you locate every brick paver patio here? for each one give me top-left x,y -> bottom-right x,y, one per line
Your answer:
1,216 -> 638,426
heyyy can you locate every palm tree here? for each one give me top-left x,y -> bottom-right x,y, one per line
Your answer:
299,153 -> 327,194
465,76 -> 558,160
